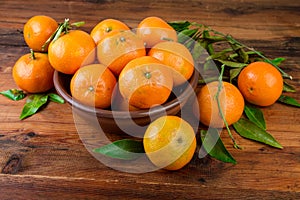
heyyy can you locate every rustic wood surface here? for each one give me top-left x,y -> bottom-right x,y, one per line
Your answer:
1,0 -> 300,199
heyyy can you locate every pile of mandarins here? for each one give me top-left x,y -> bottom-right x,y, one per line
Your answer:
11,15 -> 284,170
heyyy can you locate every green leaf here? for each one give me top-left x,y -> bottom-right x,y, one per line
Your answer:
233,118 -> 282,149
229,43 -> 249,63
20,94 -> 49,120
229,68 -> 242,83
206,48 -> 233,60
215,59 -> 248,68
192,41 -> 206,61
244,104 -> 266,130
270,57 -> 286,66
229,50 -> 261,60
168,21 -> 191,32
199,129 -> 237,164
48,93 -> 65,104
71,21 -> 85,27
283,81 -> 296,93
278,95 -> 300,108
177,29 -> 198,44
93,139 -> 145,160
0,89 -> 26,101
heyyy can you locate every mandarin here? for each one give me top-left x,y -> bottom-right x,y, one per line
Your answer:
136,16 -> 177,48
97,30 -> 146,76
23,15 -> 58,52
237,61 -> 283,106
70,64 -> 116,108
12,50 -> 54,93
194,81 -> 244,128
90,18 -> 130,45
48,30 -> 96,75
143,115 -> 196,170
148,41 -> 194,86
118,56 -> 173,109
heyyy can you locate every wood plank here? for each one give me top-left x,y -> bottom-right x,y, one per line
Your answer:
0,0 -> 300,199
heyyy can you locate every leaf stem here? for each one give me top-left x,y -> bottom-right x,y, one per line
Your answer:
216,64 -> 241,149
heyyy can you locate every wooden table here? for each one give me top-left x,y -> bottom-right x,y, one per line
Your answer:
1,0 -> 300,199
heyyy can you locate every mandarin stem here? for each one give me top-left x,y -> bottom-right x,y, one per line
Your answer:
216,65 -> 241,149
30,49 -> 36,60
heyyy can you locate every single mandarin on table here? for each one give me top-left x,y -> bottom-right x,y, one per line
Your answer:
143,115 -> 196,170
12,50 -> 54,93
237,61 -> 283,106
23,15 -> 58,52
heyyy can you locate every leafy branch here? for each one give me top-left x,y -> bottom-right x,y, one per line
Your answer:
168,21 -> 293,81
168,20 -> 294,163
42,18 -> 85,51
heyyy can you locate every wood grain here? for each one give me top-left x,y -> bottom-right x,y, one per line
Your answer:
0,0 -> 300,199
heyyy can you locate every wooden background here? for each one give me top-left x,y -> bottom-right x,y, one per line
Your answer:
0,0 -> 300,199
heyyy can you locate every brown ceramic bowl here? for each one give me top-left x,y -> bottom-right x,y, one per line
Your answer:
53,69 -> 199,135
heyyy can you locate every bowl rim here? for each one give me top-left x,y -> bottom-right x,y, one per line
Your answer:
53,69 -> 199,119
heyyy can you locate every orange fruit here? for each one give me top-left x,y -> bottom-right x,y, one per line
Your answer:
143,115 -> 196,170
23,15 -> 58,52
118,56 -> 173,109
12,51 -> 54,93
70,64 -> 116,108
136,16 -> 178,48
97,30 -> 146,76
148,41 -> 194,86
194,81 -> 244,128
237,61 -> 283,106
90,18 -> 130,45
48,30 -> 96,75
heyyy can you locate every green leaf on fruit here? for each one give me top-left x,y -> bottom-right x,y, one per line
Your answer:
199,129 -> 237,164
93,139 -> 145,160
233,118 -> 282,149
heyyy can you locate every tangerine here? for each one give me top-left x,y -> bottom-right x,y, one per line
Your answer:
12,50 -> 54,93
97,30 -> 146,76
194,81 -> 244,128
23,15 -> 58,52
90,18 -> 130,45
143,115 -> 196,170
70,64 -> 116,108
148,41 -> 194,86
237,61 -> 283,106
118,56 -> 173,109
136,16 -> 177,48
48,30 -> 96,75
